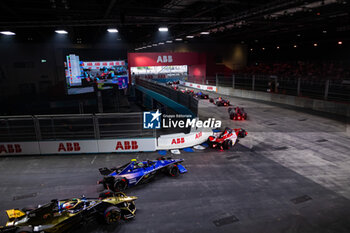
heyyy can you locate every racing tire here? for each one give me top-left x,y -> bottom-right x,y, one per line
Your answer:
216,102 -> 220,106
114,178 -> 128,192
227,140 -> 233,149
223,140 -> 233,150
102,176 -> 115,190
209,98 -> 214,103
167,164 -> 180,177
104,206 -> 121,225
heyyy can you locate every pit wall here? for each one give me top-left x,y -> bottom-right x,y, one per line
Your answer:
0,130 -> 212,156
157,130 -> 212,150
0,138 -> 157,156
217,87 -> 350,117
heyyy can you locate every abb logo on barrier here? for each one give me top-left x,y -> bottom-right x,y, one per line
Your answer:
195,132 -> 202,139
115,141 -> 138,150
157,55 -> 173,63
171,138 -> 185,144
0,144 -> 22,153
58,143 -> 81,152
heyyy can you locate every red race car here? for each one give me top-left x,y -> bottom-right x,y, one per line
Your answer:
209,97 -> 230,106
228,107 -> 247,120
208,127 -> 248,150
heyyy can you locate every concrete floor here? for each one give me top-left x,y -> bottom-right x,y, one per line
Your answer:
0,91 -> 350,233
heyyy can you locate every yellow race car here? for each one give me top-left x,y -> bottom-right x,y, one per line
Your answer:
0,191 -> 136,233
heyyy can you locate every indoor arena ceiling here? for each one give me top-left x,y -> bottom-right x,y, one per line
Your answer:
0,0 -> 349,46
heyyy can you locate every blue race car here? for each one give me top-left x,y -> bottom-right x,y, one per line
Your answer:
195,92 -> 209,99
98,157 -> 187,191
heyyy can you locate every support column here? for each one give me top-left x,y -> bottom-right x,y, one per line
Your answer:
97,90 -> 103,113
232,74 -> 235,89
93,115 -> 100,140
252,75 -> 255,91
324,79 -> 329,100
33,116 -> 42,141
297,78 -> 301,96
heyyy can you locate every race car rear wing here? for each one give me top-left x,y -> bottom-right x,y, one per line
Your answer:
99,167 -> 114,176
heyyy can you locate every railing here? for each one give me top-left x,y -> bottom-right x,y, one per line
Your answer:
0,113 -> 155,142
135,78 -> 198,116
217,75 -> 350,102
180,74 -> 350,103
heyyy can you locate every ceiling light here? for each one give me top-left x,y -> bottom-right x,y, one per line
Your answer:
262,47 -> 265,50
152,44 -> 158,46
276,46 -> 280,49
322,30 -> 327,34
293,45 -> 297,48
338,41 -> 343,45
0,31 -> 15,35
107,28 -> 118,33
55,30 -> 68,34
175,38 -> 183,41
250,48 -> 253,51
158,42 -> 165,45
147,45 -> 151,47
200,32 -> 210,35
166,40 -> 173,43
159,27 -> 168,32
186,35 -> 194,38
313,43 -> 318,47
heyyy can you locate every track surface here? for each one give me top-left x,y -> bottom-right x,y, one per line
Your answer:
0,91 -> 350,233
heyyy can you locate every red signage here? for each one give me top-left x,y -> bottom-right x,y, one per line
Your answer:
195,132 -> 202,139
171,138 -> 185,144
58,142 -> 80,152
0,144 -> 22,153
115,141 -> 139,150
128,52 -> 204,67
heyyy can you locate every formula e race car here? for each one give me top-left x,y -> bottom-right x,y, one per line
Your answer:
166,80 -> 180,85
194,92 -> 209,99
209,97 -> 230,106
208,127 -> 248,150
228,106 -> 247,120
0,192 -> 137,233
182,89 -> 194,96
98,158 -> 187,192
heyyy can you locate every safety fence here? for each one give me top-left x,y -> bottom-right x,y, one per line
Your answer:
0,113 -> 156,143
0,113 -> 158,155
0,112 -> 214,155
135,78 -> 198,116
188,74 -> 350,102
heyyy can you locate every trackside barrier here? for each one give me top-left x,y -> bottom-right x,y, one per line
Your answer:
181,81 -> 217,92
0,138 -> 157,156
157,130 -> 213,150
